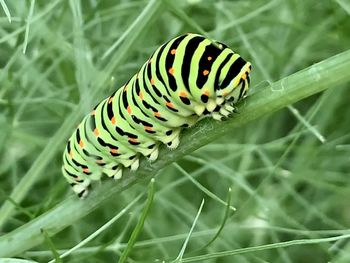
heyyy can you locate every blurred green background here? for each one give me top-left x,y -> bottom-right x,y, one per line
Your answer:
1,0 -> 350,262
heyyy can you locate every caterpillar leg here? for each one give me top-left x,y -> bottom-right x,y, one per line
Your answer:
206,99 -> 217,112
212,101 -> 239,121
147,145 -> 159,161
130,157 -> 140,171
165,129 -> 181,149
114,168 -> 123,179
71,179 -> 91,198
103,158 -> 137,180
103,165 -> 123,179
223,103 -> 239,114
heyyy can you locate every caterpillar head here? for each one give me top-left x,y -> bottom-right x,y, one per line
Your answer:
228,61 -> 252,104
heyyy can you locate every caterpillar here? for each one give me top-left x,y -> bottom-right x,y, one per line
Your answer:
62,33 -> 252,198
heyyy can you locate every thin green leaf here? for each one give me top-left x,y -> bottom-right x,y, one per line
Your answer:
102,0 -> 162,59
117,178 -> 155,263
180,233 -> 350,262
199,188 -> 233,249
174,199 -> 205,262
0,0 -> 11,23
22,0 -> 35,54
41,229 -> 62,263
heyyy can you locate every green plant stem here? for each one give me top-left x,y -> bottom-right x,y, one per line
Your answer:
0,0 -> 12,23
179,233 -> 350,262
0,49 -> 349,257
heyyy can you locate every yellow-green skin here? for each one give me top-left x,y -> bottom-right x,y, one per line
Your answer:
62,33 -> 252,197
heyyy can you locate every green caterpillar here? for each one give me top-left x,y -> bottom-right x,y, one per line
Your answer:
62,33 -> 252,197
